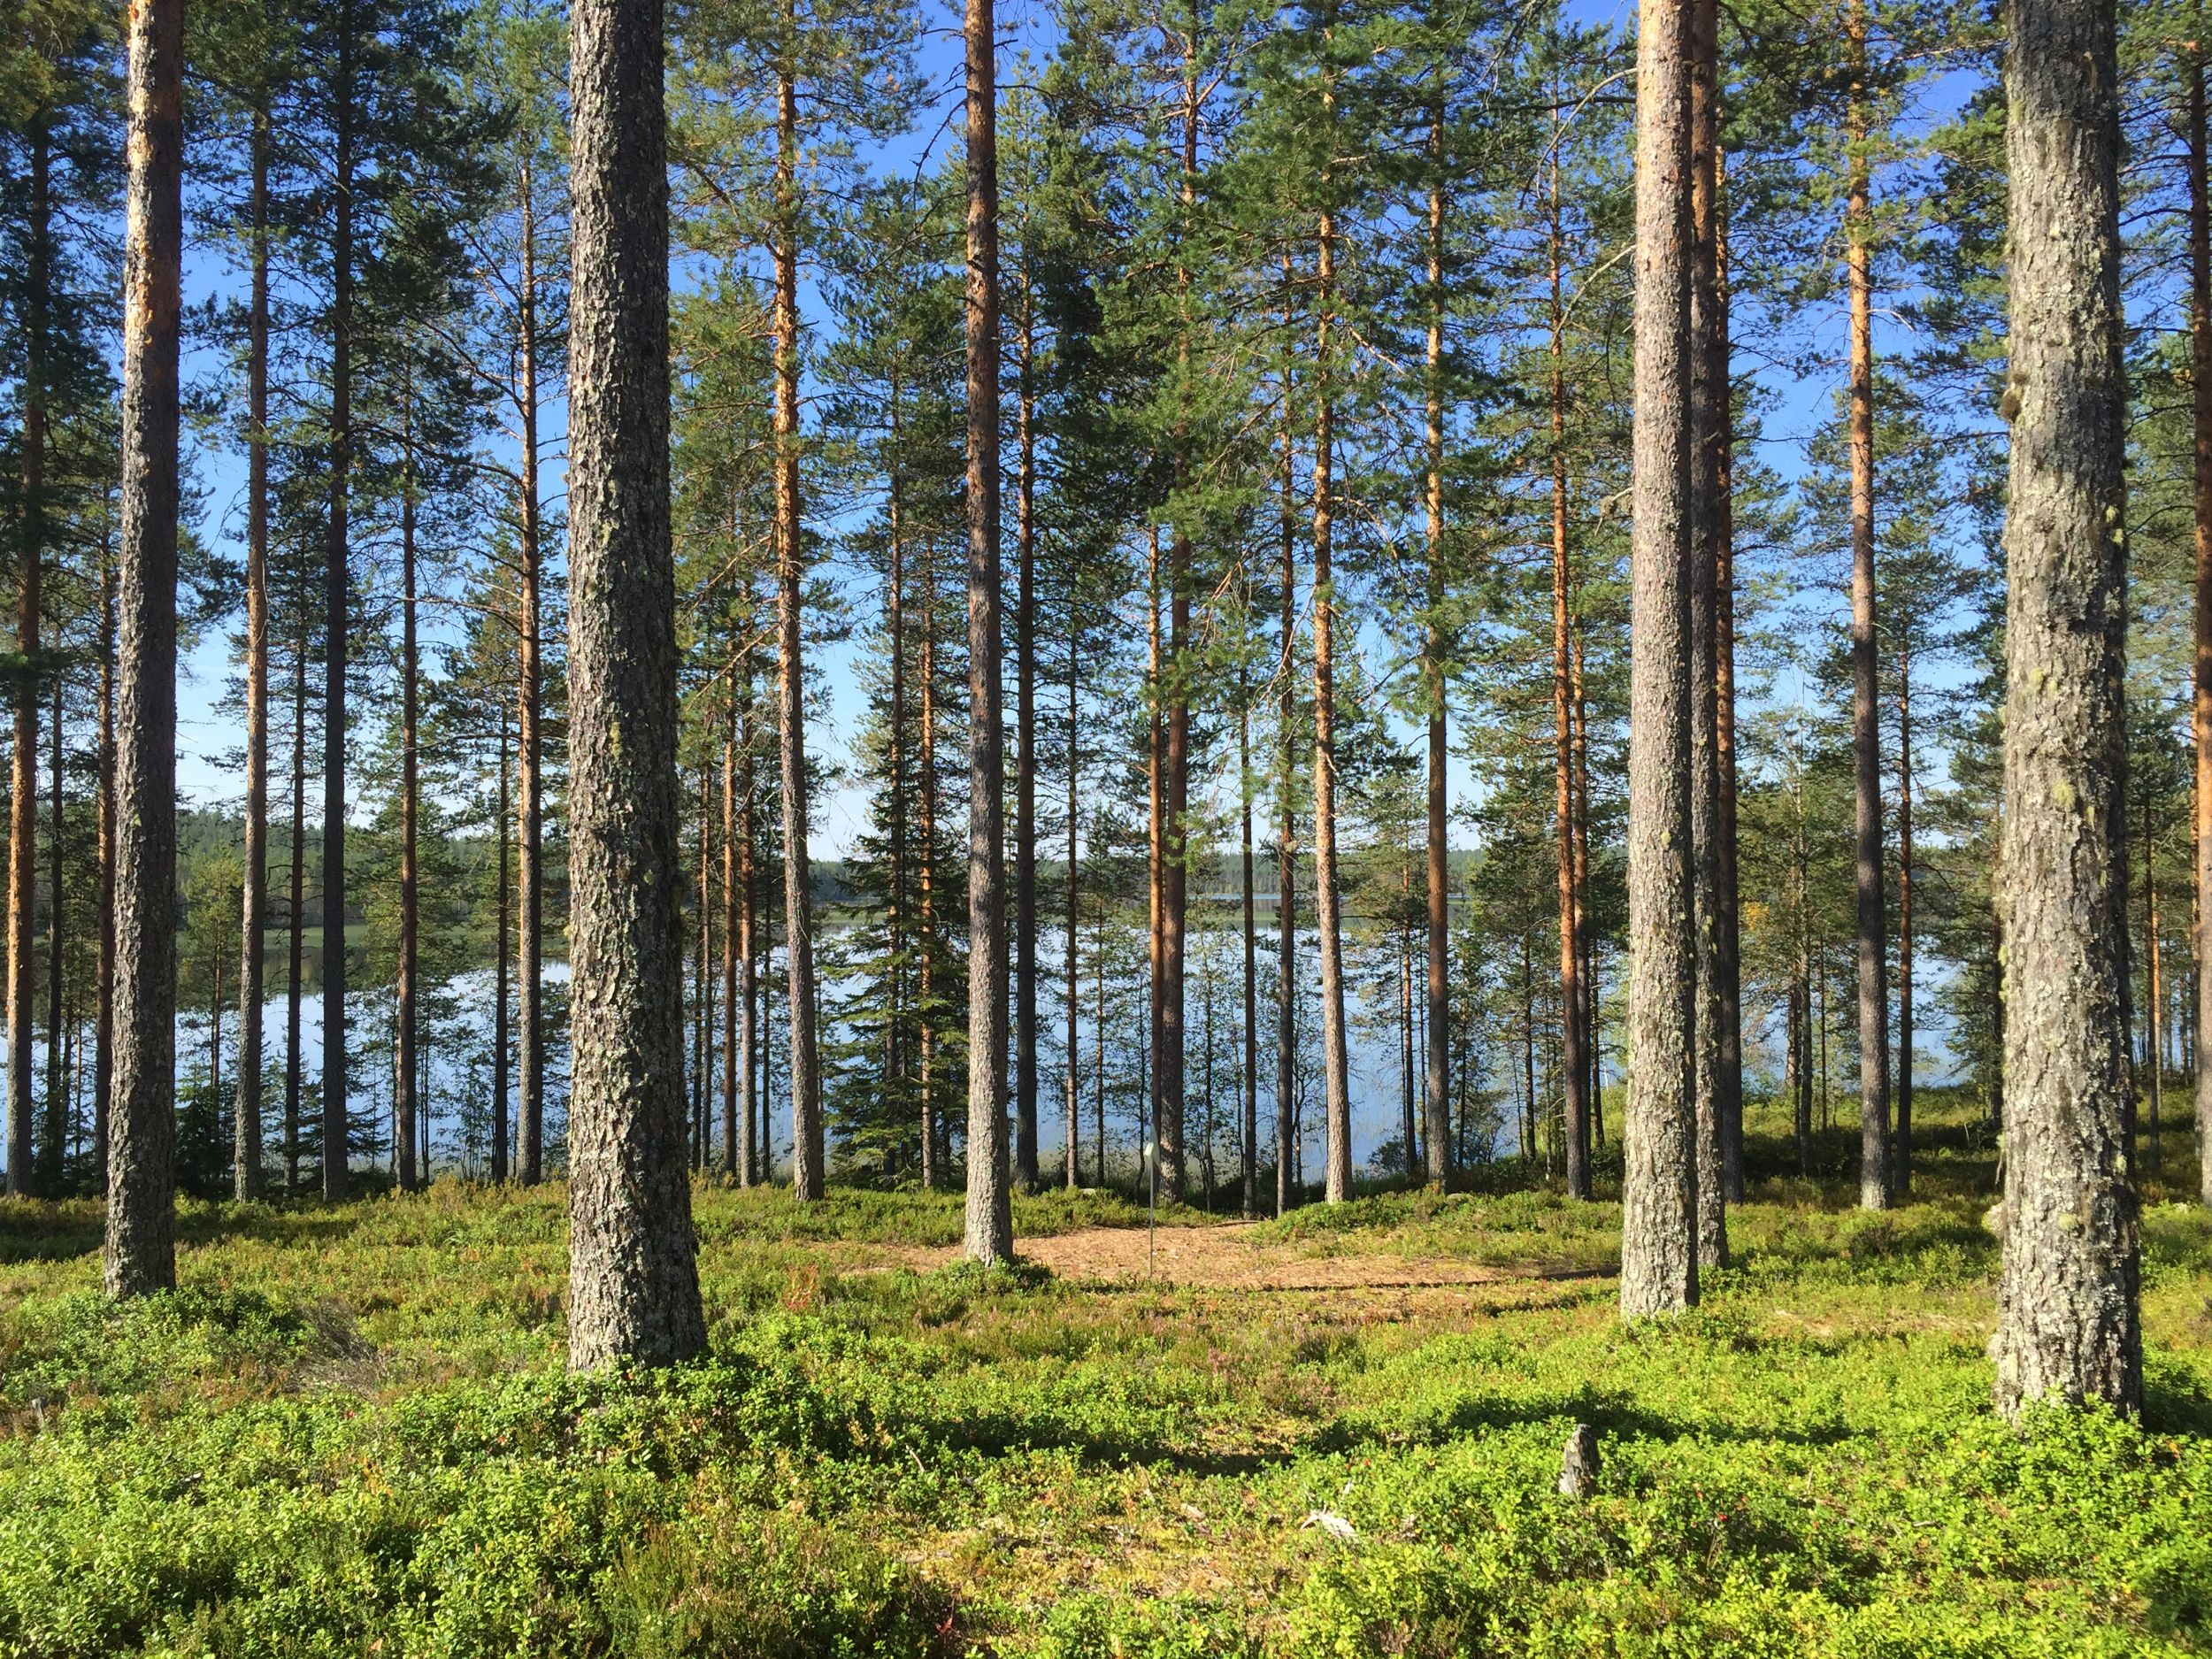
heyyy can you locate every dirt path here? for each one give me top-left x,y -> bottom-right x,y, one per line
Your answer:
886,1222 -> 1594,1292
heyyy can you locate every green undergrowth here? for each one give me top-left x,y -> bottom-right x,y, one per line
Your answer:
0,1102 -> 2208,1655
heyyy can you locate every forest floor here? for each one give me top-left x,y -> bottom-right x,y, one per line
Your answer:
0,1092 -> 2208,1655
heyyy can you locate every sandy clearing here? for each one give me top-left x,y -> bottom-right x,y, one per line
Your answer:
867,1221 -> 1608,1292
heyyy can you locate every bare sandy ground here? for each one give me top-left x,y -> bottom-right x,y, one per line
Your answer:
879,1221 -> 1600,1292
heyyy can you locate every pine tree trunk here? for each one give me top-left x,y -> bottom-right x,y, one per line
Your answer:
516,159 -> 546,1189
721,689 -> 740,1176
962,0 -> 1011,1263
1276,267 -> 1299,1217
1068,638 -> 1081,1190
769,44 -> 823,1203
42,664 -> 64,1190
235,104 -> 270,1202
106,0 -> 183,1295
1896,658 -> 1915,1195
287,608 -> 306,1190
739,640 -> 758,1185
492,711 -> 509,1181
1241,687 -> 1258,1217
1847,0 -> 1892,1211
1015,284 -> 1040,1193
694,761 -> 711,1167
919,541 -> 939,1189
1619,0 -> 1700,1318
1688,0 -> 1728,1269
94,532 -> 114,1185
2190,32 -> 2212,1208
1147,533 -> 1164,1189
8,126 -> 47,1197
396,403 -> 419,1194
1312,196 -> 1354,1207
2147,789 -> 2163,1174
1992,0 -> 2139,1418
1714,181 -> 1745,1205
1548,117 -> 1589,1201
323,27 -> 354,1203
564,0 -> 705,1368
1425,103 -> 1455,1194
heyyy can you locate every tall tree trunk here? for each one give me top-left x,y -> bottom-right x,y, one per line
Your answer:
235,104 -> 271,1202
9,126 -> 47,1196
1067,634 -> 1081,1190
516,163 -> 546,1188
1896,653 -> 1916,1195
396,396 -> 419,1193
962,0 -> 1012,1263
1548,111 -> 1589,1200
287,604 -> 306,1190
323,25 -> 354,1202
694,761 -> 711,1165
1241,685 -> 1258,1218
42,663 -> 63,1190
1688,0 -> 1728,1270
1620,0 -> 1701,1318
721,687 -> 740,1175
1992,0 -> 2139,1418
2147,785 -> 2164,1174
2190,29 -> 2212,1208
1572,615 -> 1597,1138
492,710 -> 510,1181
739,636 -> 758,1184
1847,0 -> 1892,1212
564,0 -> 705,1368
94,526 -> 114,1185
1015,275 -> 1039,1193
1714,173 -> 1745,1206
1312,180 -> 1354,1208
919,541 -> 939,1188
771,40 -> 823,1202
106,0 -> 183,1294
1275,262 -> 1299,1217
1146,534 -> 1164,1193
1425,98 -> 1455,1194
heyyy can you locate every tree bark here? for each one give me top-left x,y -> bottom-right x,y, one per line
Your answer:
564,0 -> 705,1368
1067,633 -> 1081,1189
770,36 -> 823,1203
515,164 -> 546,1188
323,22 -> 355,1202
42,657 -> 63,1190
962,0 -> 1012,1264
396,392 -> 420,1192
1847,0 -> 1893,1211
492,710 -> 510,1181
1713,175 -> 1745,1206
94,529 -> 114,1186
739,634 -> 758,1184
1312,180 -> 1354,1207
1241,685 -> 1258,1217
1015,276 -> 1039,1193
235,104 -> 271,1201
1425,99 -> 1455,1194
1619,0 -> 1700,1319
287,602 -> 306,1189
1896,654 -> 1916,1194
1548,110 -> 1589,1201
1276,261 -> 1299,1217
1992,0 -> 2139,1418
721,686 -> 740,1176
107,0 -> 183,1295
8,125 -> 47,1197
2190,29 -> 2212,1208
1688,0 -> 1728,1269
